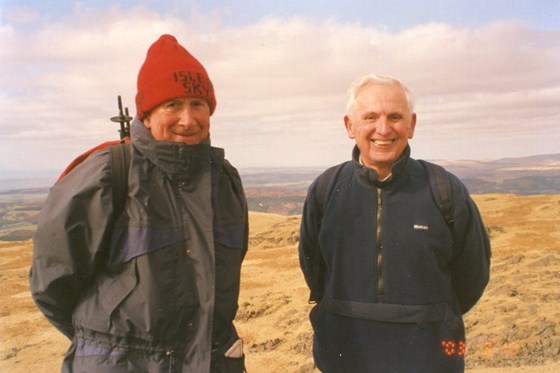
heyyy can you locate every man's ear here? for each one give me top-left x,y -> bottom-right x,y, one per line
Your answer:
143,115 -> 152,129
344,115 -> 355,139
408,113 -> 417,139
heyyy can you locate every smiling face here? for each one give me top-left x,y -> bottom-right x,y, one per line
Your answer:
344,83 -> 416,179
143,97 -> 211,144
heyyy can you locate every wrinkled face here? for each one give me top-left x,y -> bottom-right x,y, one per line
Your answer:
344,83 -> 416,179
143,97 -> 211,144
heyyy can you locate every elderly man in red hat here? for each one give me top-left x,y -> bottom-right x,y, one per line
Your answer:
30,34 -> 248,373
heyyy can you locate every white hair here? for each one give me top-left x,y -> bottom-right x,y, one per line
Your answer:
345,73 -> 414,114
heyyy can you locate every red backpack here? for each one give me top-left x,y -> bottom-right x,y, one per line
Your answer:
56,96 -> 133,216
57,96 -> 131,181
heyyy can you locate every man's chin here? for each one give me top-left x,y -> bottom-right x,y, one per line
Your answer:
171,135 -> 202,144
362,154 -> 398,169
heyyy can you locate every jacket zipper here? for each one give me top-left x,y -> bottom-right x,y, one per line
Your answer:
376,188 -> 384,299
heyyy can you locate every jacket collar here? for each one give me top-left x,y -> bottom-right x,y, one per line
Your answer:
352,145 -> 411,188
130,118 -> 224,178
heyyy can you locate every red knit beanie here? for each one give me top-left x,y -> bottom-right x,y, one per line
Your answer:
135,34 -> 216,119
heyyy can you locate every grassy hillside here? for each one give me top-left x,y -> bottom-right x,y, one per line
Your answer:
2,194 -> 558,372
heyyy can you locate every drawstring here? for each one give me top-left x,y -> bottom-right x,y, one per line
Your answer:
166,350 -> 175,373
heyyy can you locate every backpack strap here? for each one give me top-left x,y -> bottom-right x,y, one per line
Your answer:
418,160 -> 455,227
315,161 -> 349,222
306,161 -> 348,303
109,143 -> 131,219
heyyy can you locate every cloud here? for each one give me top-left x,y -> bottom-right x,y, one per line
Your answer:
0,6 -> 559,175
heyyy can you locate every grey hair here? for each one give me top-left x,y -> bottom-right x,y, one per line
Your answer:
345,73 -> 414,114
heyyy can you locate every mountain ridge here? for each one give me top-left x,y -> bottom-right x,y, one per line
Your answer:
243,153 -> 560,214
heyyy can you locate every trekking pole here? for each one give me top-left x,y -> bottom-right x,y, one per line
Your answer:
110,95 -> 132,140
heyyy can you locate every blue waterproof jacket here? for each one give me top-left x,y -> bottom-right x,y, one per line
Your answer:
30,119 -> 248,372
299,146 -> 491,373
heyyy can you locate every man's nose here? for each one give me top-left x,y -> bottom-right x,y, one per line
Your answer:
177,106 -> 196,127
376,117 -> 391,135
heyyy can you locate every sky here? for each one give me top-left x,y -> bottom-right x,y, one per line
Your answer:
1,0 -> 559,182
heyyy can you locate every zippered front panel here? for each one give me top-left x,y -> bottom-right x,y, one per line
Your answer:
376,188 -> 384,299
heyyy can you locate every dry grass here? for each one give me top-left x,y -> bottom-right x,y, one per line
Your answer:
1,194 -> 559,372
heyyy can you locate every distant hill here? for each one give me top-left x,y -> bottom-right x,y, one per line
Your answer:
436,153 -> 560,194
1,154 -> 559,241
0,189 -> 47,241
242,153 -> 560,215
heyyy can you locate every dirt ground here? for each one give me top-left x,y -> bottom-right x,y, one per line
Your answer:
1,194 -> 559,372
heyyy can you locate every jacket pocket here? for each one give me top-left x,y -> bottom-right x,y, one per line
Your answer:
74,260 -> 138,332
